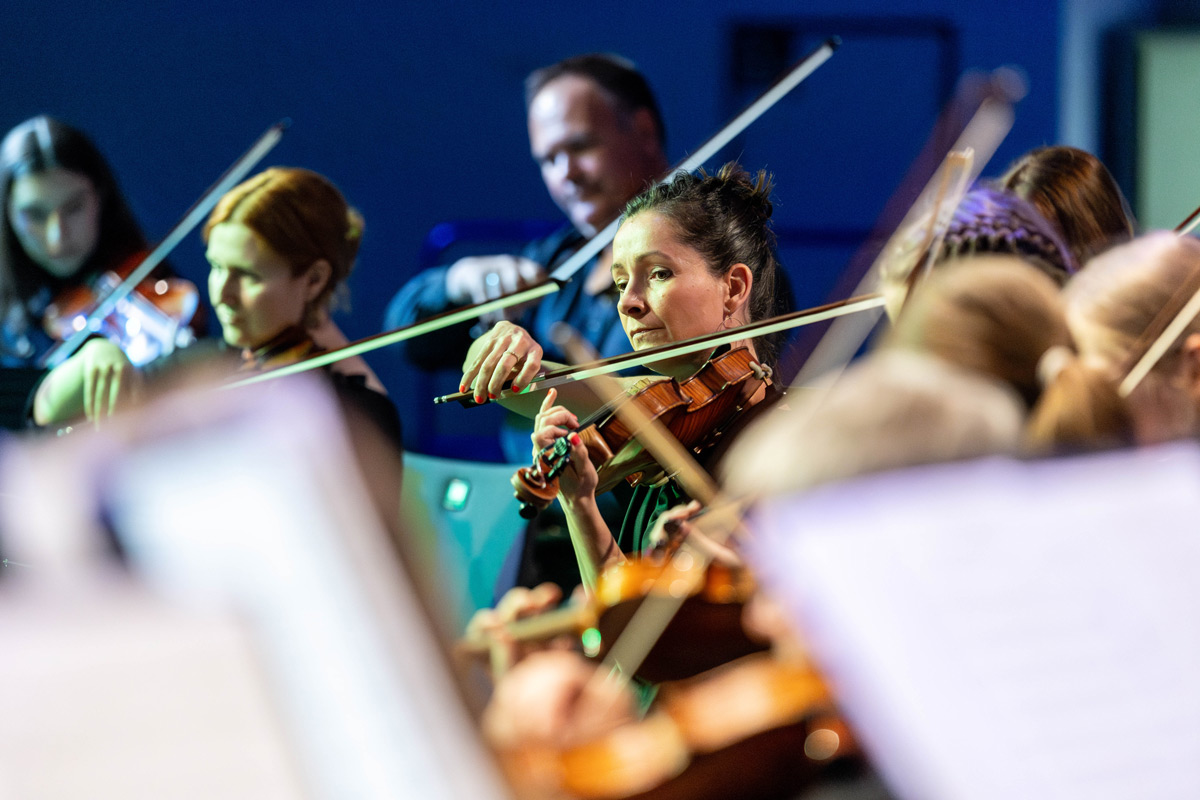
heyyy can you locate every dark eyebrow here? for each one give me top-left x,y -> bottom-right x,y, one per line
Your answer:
613,249 -> 673,273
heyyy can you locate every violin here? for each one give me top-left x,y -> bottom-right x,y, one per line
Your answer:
236,326 -> 323,375
461,546 -> 767,684
41,254 -> 200,368
512,346 -> 769,518
39,121 -> 286,369
495,652 -> 861,800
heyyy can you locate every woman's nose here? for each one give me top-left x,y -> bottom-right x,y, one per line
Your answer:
211,274 -> 235,306
617,285 -> 644,318
44,213 -> 63,255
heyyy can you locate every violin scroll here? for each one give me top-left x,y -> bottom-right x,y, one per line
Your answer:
513,426 -> 615,518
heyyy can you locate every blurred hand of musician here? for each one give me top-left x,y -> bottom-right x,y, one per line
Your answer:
445,255 -> 546,308
646,499 -> 744,568
79,338 -> 139,421
482,649 -> 637,751
460,582 -> 571,678
32,337 -> 142,426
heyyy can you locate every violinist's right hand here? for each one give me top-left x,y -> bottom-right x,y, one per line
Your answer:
460,320 -> 544,403
445,255 -> 546,307
532,387 -> 596,501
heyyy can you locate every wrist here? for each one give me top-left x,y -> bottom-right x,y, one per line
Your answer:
559,491 -> 598,515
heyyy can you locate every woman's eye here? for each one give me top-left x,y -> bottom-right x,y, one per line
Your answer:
650,267 -> 671,280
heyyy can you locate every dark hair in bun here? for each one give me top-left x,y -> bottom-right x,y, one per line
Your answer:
622,162 -> 790,366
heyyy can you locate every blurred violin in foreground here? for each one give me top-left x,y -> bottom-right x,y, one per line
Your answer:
42,251 -> 200,367
494,652 -> 861,800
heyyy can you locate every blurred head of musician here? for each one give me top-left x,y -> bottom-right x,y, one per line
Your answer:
881,186 -> 1076,320
0,116 -> 148,359
526,53 -> 669,239
889,256 -> 1133,452
204,166 -> 364,351
999,145 -> 1135,269
32,167 -> 381,426
722,348 -> 1025,499
1064,231 -> 1200,445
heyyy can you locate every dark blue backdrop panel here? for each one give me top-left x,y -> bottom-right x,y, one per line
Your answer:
0,0 -> 1060,457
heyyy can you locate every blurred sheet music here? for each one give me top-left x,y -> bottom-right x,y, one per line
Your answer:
750,443 -> 1200,800
0,375 -> 505,800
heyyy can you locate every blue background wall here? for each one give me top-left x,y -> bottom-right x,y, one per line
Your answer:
0,0 -> 1066,456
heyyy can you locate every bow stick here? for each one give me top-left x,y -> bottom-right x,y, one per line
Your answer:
39,120 -> 289,369
431,292 -> 885,407
223,39 -> 840,390
1175,202 -> 1200,237
789,70 -> 1019,389
547,37 -> 840,284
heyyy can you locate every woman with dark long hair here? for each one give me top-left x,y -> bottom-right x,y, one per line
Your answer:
0,116 -> 200,367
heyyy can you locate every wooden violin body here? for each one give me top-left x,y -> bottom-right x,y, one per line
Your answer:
512,347 -> 767,518
43,253 -> 200,367
498,653 -> 861,800
461,551 -> 767,683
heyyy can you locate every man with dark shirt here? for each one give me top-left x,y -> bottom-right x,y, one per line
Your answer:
385,53 -> 669,428
386,53 -> 670,595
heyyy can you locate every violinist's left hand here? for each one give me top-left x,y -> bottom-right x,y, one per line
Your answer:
32,338 -> 142,427
647,500 -> 744,568
459,582 -> 569,679
531,387 -> 596,502
79,338 -> 140,423
647,500 -> 703,551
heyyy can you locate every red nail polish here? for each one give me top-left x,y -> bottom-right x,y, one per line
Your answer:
488,393 -> 497,400
459,384 -> 467,394
569,433 -> 582,447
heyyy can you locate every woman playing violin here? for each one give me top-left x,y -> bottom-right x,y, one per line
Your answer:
0,116 -> 201,367
461,163 -> 789,585
32,167 -> 400,448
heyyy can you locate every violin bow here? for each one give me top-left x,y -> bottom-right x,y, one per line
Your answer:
1175,202 -> 1200,236
1116,220 -> 1200,397
899,148 -> 975,304
547,37 -> 840,285
39,121 -> 288,369
222,39 -> 840,389
789,70 -> 1019,389
427,292 -> 886,406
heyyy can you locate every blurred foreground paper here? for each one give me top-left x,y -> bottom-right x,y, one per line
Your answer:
0,375 -> 505,800
750,443 -> 1200,800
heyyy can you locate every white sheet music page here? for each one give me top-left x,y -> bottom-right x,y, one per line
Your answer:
750,442 -> 1200,800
